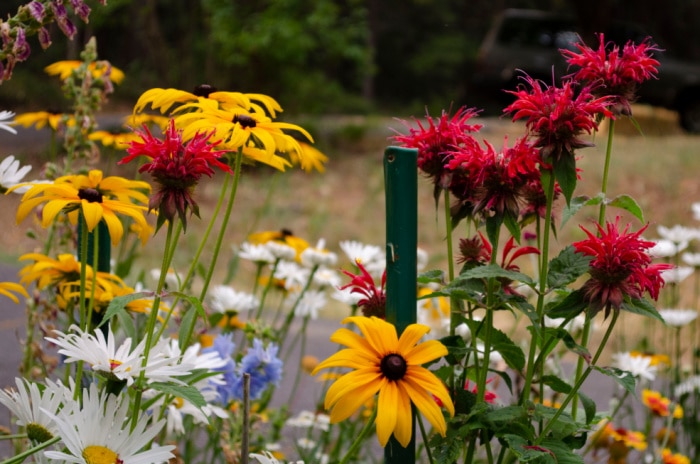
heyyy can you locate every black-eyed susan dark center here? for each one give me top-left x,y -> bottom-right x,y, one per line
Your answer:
380,353 -> 407,381
233,114 -> 257,128
193,84 -> 218,97
78,188 -> 103,203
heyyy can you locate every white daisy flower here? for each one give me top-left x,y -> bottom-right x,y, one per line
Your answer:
44,384 -> 175,464
661,266 -> 694,284
543,314 -> 587,334
311,268 -> 341,289
338,240 -> 383,265
657,224 -> 699,245
693,203 -> 700,222
289,289 -> 327,319
286,410 -> 330,432
682,252 -> 700,267
659,308 -> 698,327
649,239 -> 681,258
416,247 -> 429,271
0,111 -> 17,134
265,241 -> 297,261
300,239 -> 337,268
0,377 -> 70,443
0,155 -> 33,194
363,258 -> 386,280
675,375 -> 700,397
237,242 -> 275,264
250,451 -> 304,464
208,285 -> 259,314
611,351 -> 657,382
330,286 -> 362,306
296,437 -> 317,450
274,261 -> 310,291
149,268 -> 180,290
455,322 -> 472,342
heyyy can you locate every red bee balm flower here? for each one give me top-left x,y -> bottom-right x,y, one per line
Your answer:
504,75 -> 612,164
340,259 -> 386,318
121,119 -> 232,230
562,33 -> 661,116
573,217 -> 672,317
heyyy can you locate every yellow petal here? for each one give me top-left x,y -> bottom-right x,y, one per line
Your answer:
345,316 -> 398,357
80,200 -> 104,232
312,348 -> 376,375
329,377 -> 385,424
39,199 -> 73,227
402,376 -> 450,436
393,385 -> 414,447
330,327 -> 380,357
396,323 -> 431,354
376,380 -> 399,447
404,339 -> 448,365
100,209 -> 124,245
406,366 -> 454,417
324,368 -> 381,409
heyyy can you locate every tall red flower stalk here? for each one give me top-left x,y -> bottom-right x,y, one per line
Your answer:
120,119 -> 232,231
573,217 -> 672,318
561,33 -> 661,116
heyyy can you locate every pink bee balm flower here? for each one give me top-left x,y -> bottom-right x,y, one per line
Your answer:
339,259 -> 386,318
573,217 -> 672,318
562,33 -> 661,116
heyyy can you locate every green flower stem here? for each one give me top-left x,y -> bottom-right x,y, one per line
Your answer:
570,314 -> 592,422
339,406 -> 377,464
597,118 -> 616,225
520,167 -> 556,405
536,309 -> 619,443
477,223 -> 500,405
285,314 -> 310,406
674,326 -> 682,385
255,259 -> 281,321
78,218 -> 89,330
131,219 -> 178,431
444,188 -> 457,333
278,266 -> 319,349
416,412 -> 435,464
180,149 -> 244,350
0,435 -> 61,464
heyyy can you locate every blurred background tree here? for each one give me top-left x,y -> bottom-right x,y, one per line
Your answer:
0,0 -> 698,115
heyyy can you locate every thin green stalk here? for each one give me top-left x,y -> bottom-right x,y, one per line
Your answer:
536,309 -> 619,443
339,406 -> 378,464
278,266 -> 319,349
131,219 -> 178,431
0,436 -> 61,464
416,413 -> 435,464
255,259 -> 282,321
477,224 -> 500,405
597,118 -> 615,225
444,188 -> 457,333
520,168 -> 556,405
286,315 -> 310,406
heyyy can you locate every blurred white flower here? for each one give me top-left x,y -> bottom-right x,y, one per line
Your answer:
300,239 -> 337,268
0,111 -> 17,134
150,268 -> 180,289
543,314 -> 586,334
657,224 -> 699,245
682,252 -> 700,267
274,261 -> 310,291
455,322 -> 471,342
208,285 -> 259,314
693,203 -> 700,221
675,375 -> 700,397
611,351 -> 657,382
250,451 -> 304,464
237,242 -> 275,263
417,247 -> 429,271
312,267 -> 341,289
661,266 -> 694,284
288,289 -> 327,319
659,308 -> 698,327
339,240 -> 383,265
286,410 -> 330,431
265,241 -> 297,261
0,155 -> 32,193
330,286 -> 362,306
649,239 -> 682,258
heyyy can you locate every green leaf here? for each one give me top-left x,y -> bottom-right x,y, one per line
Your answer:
538,437 -> 585,464
149,382 -> 206,408
553,152 -> 577,206
501,434 -> 555,462
485,213 -> 503,248
545,289 -> 587,320
541,375 -> 573,394
179,305 -> 199,347
534,404 -> 578,438
100,291 -> 154,327
560,193 -> 604,228
169,291 -> 207,321
579,392 -> 596,425
456,264 -> 535,286
503,211 -> 521,243
620,297 -> 663,322
547,246 -> 591,289
593,366 -> 637,397
417,269 -> 445,284
464,319 -> 525,371
609,194 -> 644,223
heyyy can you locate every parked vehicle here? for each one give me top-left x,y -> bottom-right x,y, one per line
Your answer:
473,8 -> 700,133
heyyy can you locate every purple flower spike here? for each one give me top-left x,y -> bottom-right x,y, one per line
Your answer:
27,1 -> 46,21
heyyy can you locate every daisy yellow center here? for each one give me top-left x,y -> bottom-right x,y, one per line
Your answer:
82,445 -> 122,464
78,187 -> 103,203
233,114 -> 257,128
173,397 -> 185,409
26,422 -> 53,443
380,353 -> 407,381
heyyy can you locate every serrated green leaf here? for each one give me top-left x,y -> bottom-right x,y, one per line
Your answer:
417,269 -> 445,284
560,193 -> 605,228
609,194 -> 644,223
547,246 -> 591,289
169,291 -> 207,321
100,291 -> 155,327
456,264 -> 534,286
620,297 -> 663,322
502,434 -> 555,462
149,382 -> 206,408
535,404 -> 578,438
545,289 -> 588,319
541,375 -> 573,394
593,366 -> 637,397
538,437 -> 584,463
553,152 -> 577,206
463,319 -> 525,371
504,211 -> 521,243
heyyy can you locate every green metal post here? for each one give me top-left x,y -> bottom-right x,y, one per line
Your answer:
383,146 -> 417,463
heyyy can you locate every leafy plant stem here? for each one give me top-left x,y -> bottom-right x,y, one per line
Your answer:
536,309 -> 619,443
338,406 -> 377,464
477,223 -> 500,404
520,167 -> 556,405
0,436 -> 61,464
597,118 -> 615,225
416,410 -> 435,464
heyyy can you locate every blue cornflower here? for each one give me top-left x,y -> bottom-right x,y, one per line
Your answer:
234,338 -> 283,400
202,333 -> 239,405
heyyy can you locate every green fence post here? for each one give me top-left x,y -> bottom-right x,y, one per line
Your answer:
383,146 -> 417,463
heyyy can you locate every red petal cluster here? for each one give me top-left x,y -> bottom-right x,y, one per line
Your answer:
573,217 -> 672,317
340,259 -> 386,318
562,34 -> 661,115
120,119 -> 232,229
504,76 -> 612,163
